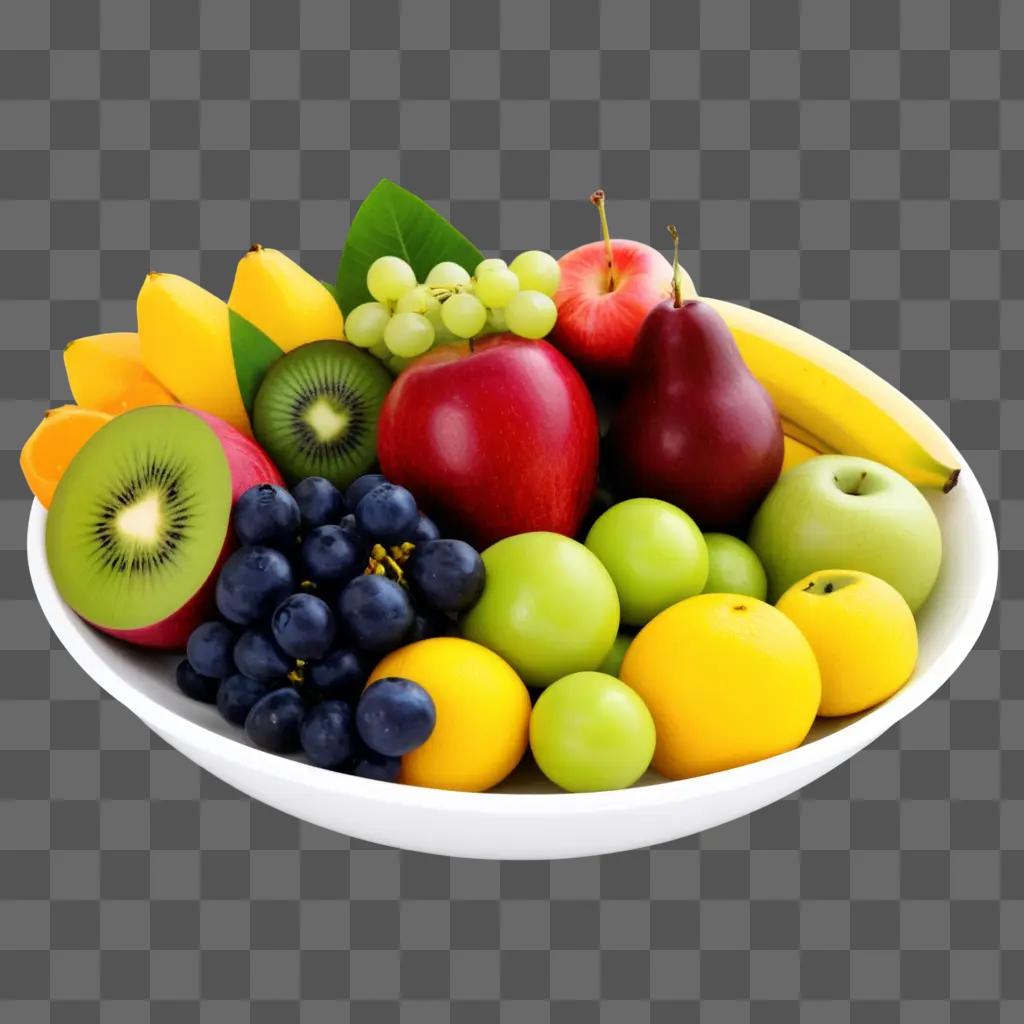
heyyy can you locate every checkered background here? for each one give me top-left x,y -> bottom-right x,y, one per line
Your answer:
0,0 -> 1020,1019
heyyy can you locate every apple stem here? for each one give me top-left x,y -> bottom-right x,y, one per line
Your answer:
851,470 -> 867,495
667,224 -> 682,307
590,189 -> 615,291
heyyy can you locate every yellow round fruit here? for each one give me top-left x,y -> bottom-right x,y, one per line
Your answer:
775,570 -> 918,717
368,637 -> 531,792
620,593 -> 821,779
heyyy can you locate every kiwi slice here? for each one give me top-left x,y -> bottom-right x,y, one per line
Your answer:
252,340 -> 391,487
46,406 -> 231,631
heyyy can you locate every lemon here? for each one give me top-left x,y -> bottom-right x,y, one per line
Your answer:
776,570 -> 917,717
620,593 -> 821,779
369,637 -> 531,792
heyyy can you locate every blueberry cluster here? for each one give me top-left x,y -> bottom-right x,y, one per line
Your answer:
176,474 -> 485,781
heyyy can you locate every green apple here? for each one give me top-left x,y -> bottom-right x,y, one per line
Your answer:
461,532 -> 620,688
703,533 -> 768,601
585,498 -> 708,626
748,455 -> 942,612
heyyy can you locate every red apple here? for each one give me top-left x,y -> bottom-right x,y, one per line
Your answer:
377,336 -> 599,548
551,191 -> 697,375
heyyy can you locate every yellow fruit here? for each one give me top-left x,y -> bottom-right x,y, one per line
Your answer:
368,638 -> 531,792
620,593 -> 821,779
20,405 -> 111,508
776,570 -> 917,717
229,245 -> 344,352
781,433 -> 821,473
137,272 -> 251,436
64,332 -> 177,413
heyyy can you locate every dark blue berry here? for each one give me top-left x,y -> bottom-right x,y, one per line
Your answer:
345,473 -> 387,510
405,612 -> 454,644
292,477 -> 345,528
408,513 -> 440,543
406,539 -> 485,613
217,673 -> 275,726
215,546 -> 295,626
233,484 -> 301,548
305,648 -> 371,702
233,628 -> 292,682
186,620 -> 237,678
176,659 -> 221,703
339,513 -> 370,551
271,593 -> 336,660
356,677 -> 436,757
297,525 -> 363,587
336,575 -> 415,652
354,483 -> 419,543
245,687 -> 305,753
351,746 -> 401,783
300,700 -> 355,769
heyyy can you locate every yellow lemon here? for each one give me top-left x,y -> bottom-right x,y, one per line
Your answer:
369,637 -> 531,792
620,593 -> 821,779
776,570 -> 917,717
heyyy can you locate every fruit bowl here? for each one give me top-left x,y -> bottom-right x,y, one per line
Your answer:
26,408 -> 996,859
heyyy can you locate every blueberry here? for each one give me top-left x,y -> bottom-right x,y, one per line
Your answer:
176,659 -> 221,703
217,673 -> 275,726
336,575 -> 415,652
245,687 -> 305,753
356,676 -> 436,756
233,628 -> 293,682
354,483 -> 419,543
339,514 -> 370,551
405,612 -> 454,644
186,620 -> 237,678
408,513 -> 441,543
300,700 -> 355,769
351,746 -> 401,783
271,593 -> 336,660
215,546 -> 295,626
305,648 -> 371,702
292,477 -> 346,528
406,539 -> 485,613
297,525 -> 363,587
233,484 -> 301,548
345,473 -> 387,510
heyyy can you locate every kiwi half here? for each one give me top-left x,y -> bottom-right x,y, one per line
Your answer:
45,406 -> 231,632
252,340 -> 391,487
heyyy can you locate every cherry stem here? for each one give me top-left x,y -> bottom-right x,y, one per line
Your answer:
667,224 -> 682,307
591,189 -> 614,291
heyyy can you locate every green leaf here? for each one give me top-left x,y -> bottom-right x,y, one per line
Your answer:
319,279 -> 341,308
228,309 -> 284,415
336,179 -> 484,315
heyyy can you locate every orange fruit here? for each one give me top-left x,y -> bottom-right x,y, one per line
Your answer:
20,405 -> 112,508
64,332 -> 176,414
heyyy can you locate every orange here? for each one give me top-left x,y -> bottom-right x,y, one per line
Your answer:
20,405 -> 112,508
64,331 -> 176,414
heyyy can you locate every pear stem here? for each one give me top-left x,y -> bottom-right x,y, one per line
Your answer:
591,189 -> 614,291
248,243 -> 263,253
667,224 -> 682,307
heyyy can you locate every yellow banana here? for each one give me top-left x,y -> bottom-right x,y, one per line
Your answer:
228,245 -> 344,351
781,433 -> 822,473
705,297 -> 960,492
138,273 -> 252,436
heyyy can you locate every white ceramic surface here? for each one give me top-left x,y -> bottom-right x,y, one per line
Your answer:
27,432 -> 997,859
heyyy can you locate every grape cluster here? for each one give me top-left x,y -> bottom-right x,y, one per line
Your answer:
177,475 -> 486,781
345,251 -> 562,371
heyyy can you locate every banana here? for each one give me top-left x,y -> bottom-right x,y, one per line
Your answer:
781,433 -> 822,473
228,245 -> 344,351
705,297 -> 960,492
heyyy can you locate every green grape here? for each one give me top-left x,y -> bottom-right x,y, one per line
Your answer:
440,293 -> 487,339
425,261 -> 471,289
366,256 -> 417,302
395,285 -> 440,318
474,267 -> 520,309
702,533 -> 768,601
504,290 -> 557,339
387,354 -> 414,374
529,671 -> 655,792
484,306 -> 507,335
383,311 -> 435,357
509,250 -> 561,296
369,340 -> 391,361
344,302 -> 391,348
475,257 -> 507,277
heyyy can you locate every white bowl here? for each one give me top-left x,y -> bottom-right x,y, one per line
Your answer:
27,432 -> 997,860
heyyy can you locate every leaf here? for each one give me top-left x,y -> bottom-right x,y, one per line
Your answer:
320,279 -> 341,308
336,179 -> 484,315
228,309 -> 284,415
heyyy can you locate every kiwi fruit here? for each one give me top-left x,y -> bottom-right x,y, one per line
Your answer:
252,340 -> 391,488
45,406 -> 232,634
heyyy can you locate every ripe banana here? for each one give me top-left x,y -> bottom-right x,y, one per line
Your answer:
229,245 -> 344,351
705,297 -> 960,492
781,433 -> 821,473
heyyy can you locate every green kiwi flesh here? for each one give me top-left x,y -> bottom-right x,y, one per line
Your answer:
252,340 -> 391,487
45,406 -> 231,630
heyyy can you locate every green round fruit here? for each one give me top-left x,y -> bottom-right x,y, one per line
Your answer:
461,532 -> 619,688
584,498 -> 708,627
530,671 -> 655,792
702,533 -> 768,601
597,633 -> 632,678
